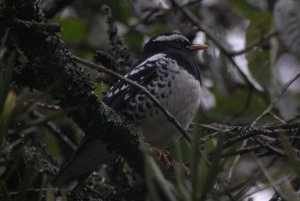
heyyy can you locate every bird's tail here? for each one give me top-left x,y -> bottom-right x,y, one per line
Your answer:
52,138 -> 111,189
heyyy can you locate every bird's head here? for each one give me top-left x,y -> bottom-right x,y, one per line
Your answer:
143,32 -> 208,54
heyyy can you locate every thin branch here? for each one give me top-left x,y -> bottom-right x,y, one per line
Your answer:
177,5 -> 267,98
25,99 -> 61,111
229,31 -> 277,56
72,56 -> 192,144
30,110 -> 77,150
198,131 -> 220,144
254,155 -> 281,192
252,72 -> 300,126
227,145 -> 262,156
225,139 -> 248,184
222,127 -> 272,148
13,19 -> 61,33
198,123 -> 232,132
178,6 -> 229,56
269,112 -> 287,124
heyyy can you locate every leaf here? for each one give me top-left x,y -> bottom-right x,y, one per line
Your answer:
124,30 -> 144,53
59,18 -> 86,43
46,184 -> 56,201
212,90 -> 266,121
246,11 -> 272,88
274,0 -> 300,58
16,167 -> 37,201
141,140 -> 178,201
229,3 -> 272,90
0,91 -> 16,121
0,91 -> 16,146
202,138 -> 223,192
0,52 -> 15,113
0,182 -> 12,201
145,156 -> 178,201
228,0 -> 259,19
280,180 -> 300,201
279,134 -> 300,176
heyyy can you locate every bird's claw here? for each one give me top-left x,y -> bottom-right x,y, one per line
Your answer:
150,147 -> 172,169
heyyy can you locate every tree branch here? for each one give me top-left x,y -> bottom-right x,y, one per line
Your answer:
228,31 -> 277,56
173,3 -> 270,103
252,72 -> 300,126
73,56 -> 192,144
2,0 -> 145,175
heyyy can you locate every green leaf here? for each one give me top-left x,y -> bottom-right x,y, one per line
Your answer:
279,134 -> 300,176
0,91 -> 16,147
59,18 -> 86,43
246,12 -> 272,88
142,140 -> 178,201
203,139 -> 224,197
46,184 -> 56,201
1,91 -> 16,120
212,90 -> 266,121
94,82 -> 107,98
0,52 -> 15,113
0,182 -> 12,201
280,180 -> 300,201
125,30 -> 144,53
247,12 -> 272,41
228,0 -> 259,19
16,167 -> 37,201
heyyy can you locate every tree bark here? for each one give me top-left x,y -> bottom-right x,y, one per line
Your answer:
0,0 -> 145,175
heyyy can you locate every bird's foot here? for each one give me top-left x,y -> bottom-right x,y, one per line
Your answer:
150,147 -> 172,169
174,162 -> 190,176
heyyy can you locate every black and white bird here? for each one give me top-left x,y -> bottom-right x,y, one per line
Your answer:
53,32 -> 207,187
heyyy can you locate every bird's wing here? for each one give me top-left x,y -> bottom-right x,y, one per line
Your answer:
103,53 -> 168,110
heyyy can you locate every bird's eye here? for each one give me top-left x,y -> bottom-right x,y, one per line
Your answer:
177,39 -> 189,47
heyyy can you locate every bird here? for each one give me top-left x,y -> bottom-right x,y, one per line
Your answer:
52,32 -> 208,188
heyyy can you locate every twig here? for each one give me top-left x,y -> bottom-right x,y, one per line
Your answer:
197,123 -> 231,144
72,56 -> 192,144
13,19 -> 61,33
225,139 -> 248,184
223,127 -> 272,148
176,4 -> 267,96
252,72 -> 300,126
30,110 -> 77,150
254,154 -> 281,192
198,131 -> 220,144
198,123 -> 232,132
25,99 -> 61,111
229,31 -> 277,56
227,145 -> 262,156
178,6 -> 229,55
0,187 -> 57,196
269,112 -> 286,124
228,72 -> 300,185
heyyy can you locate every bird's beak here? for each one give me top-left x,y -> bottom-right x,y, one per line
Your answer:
186,44 -> 208,51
